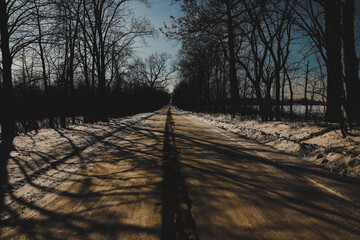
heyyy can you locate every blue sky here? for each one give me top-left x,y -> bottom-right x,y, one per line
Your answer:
131,0 -> 182,59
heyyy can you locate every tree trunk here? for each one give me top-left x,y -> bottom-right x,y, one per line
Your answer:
281,70 -> 286,114
304,61 -> 309,120
254,82 -> 265,121
0,0 -> 15,139
265,85 -> 273,121
342,0 -> 360,124
68,39 -> 76,125
285,69 -> 294,121
222,61 -> 227,112
97,68 -> 108,121
275,39 -> 282,120
324,0 -> 343,123
226,3 -> 241,117
36,7 -> 54,129
275,64 -> 281,120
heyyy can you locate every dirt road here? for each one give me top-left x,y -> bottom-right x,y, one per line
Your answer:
2,107 -> 360,239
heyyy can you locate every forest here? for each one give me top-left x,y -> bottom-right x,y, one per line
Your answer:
1,0 -> 360,140
169,0 -> 360,137
0,0 -> 171,140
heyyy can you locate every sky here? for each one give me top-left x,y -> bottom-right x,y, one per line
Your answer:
129,0 -> 183,92
131,0 -> 182,59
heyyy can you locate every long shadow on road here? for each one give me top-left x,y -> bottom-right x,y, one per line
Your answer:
161,108 -> 199,240
0,138 -> 14,227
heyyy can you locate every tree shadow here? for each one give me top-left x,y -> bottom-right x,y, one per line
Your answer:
169,109 -> 360,239
0,138 -> 14,223
0,113 -> 165,239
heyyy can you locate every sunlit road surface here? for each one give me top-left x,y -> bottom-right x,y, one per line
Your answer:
2,107 -> 360,239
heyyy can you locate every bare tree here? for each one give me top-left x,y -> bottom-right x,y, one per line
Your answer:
168,0 -> 243,116
135,52 -> 175,89
342,0 -> 360,124
294,0 -> 355,126
0,0 -> 38,139
79,0 -> 153,121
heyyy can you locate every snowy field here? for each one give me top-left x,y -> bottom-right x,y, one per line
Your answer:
282,105 -> 326,117
247,104 -> 326,118
181,110 -> 360,178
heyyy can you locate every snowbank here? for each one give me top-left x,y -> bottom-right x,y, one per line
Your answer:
182,110 -> 360,178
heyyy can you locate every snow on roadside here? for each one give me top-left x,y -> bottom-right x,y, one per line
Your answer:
1,110 -> 161,219
180,110 -> 360,178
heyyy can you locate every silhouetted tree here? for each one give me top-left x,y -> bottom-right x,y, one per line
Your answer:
134,52 -> 175,89
0,0 -> 38,139
168,0 -> 242,115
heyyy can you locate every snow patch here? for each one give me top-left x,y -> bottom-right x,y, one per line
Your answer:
180,110 -> 360,178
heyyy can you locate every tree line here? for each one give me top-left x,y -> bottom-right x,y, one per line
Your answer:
0,0 -> 172,140
168,0 -> 360,135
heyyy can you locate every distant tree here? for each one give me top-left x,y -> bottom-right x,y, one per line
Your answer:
176,35 -> 223,111
135,52 -> 175,89
168,0 -> 242,116
33,0 -> 55,127
79,0 -> 154,121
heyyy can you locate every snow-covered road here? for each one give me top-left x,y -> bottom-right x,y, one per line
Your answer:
1,107 -> 360,239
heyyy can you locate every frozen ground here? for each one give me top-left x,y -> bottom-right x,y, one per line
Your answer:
1,110 -> 160,222
180,110 -> 360,178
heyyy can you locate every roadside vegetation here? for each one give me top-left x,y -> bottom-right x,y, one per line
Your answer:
0,0 -> 171,139
168,0 -> 360,138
